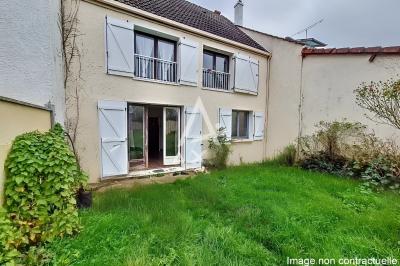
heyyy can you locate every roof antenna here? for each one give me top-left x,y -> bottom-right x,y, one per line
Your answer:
291,19 -> 324,38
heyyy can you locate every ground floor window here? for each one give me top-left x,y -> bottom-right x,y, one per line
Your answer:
232,110 -> 249,139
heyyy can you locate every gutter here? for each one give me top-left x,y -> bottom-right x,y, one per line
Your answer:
85,0 -> 271,58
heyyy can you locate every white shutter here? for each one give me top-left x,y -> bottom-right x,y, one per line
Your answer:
253,112 -> 265,141
234,54 -> 259,94
248,111 -> 254,141
179,39 -> 199,86
184,106 -> 202,169
105,16 -> 134,77
98,100 -> 128,177
219,108 -> 232,141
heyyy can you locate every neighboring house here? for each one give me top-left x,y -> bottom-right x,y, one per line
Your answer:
66,0 -> 270,183
0,0 -> 64,203
241,26 -> 400,156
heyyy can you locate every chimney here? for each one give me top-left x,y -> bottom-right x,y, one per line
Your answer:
234,0 -> 244,26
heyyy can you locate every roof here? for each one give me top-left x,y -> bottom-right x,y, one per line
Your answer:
238,26 -> 304,46
303,46 -> 400,57
114,0 -> 266,51
296,38 -> 327,48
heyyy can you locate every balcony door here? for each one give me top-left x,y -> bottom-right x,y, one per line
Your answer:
163,107 -> 181,165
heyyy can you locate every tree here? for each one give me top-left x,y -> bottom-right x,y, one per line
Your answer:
354,78 -> 400,130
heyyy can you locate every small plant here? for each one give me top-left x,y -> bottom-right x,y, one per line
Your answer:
3,124 -> 88,264
274,145 -> 297,166
355,78 -> 400,130
206,128 -> 232,169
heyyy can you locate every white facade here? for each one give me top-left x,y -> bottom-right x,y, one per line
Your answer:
0,0 -> 64,123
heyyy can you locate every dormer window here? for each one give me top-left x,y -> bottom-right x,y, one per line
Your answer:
202,50 -> 230,91
134,32 -> 177,83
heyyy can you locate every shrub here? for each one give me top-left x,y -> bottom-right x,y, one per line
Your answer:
355,78 -> 400,130
298,120 -> 400,191
0,208 -> 24,265
274,145 -> 297,166
3,124 -> 88,263
206,128 -> 232,169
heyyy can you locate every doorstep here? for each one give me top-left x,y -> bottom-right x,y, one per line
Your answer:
90,167 -> 205,192
127,166 -> 186,178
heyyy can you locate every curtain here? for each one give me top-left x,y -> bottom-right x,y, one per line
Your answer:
135,34 -> 155,79
157,40 -> 175,81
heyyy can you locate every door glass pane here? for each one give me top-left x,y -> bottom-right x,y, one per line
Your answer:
157,40 -> 176,82
135,34 -> 155,79
128,105 -> 144,160
232,111 -> 238,137
216,55 -> 228,72
203,52 -> 214,70
165,108 -> 179,157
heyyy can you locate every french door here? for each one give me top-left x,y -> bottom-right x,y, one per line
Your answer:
163,107 -> 181,165
127,104 -> 145,170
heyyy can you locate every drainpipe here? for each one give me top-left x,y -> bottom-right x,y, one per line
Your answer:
297,53 -> 305,156
263,55 -> 271,160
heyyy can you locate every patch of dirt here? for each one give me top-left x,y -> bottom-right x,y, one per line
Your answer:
90,172 -> 196,193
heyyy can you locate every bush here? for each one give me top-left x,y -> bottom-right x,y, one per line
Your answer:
0,208 -> 24,265
3,124 -> 88,264
298,120 -> 400,191
205,128 -> 232,169
274,145 -> 297,166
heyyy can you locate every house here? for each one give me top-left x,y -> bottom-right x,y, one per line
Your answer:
241,26 -> 400,156
0,0 -> 64,203
65,0 -> 270,183
1,0 -> 399,192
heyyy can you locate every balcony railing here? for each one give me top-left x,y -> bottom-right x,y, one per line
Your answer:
202,69 -> 230,91
134,54 -> 177,83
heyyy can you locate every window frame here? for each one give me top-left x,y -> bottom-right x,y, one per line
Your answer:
231,110 -> 250,139
203,50 -> 229,73
134,31 -> 177,81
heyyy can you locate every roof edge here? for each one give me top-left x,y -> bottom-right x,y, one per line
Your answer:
302,46 -> 400,57
84,0 -> 271,57
238,26 -> 305,46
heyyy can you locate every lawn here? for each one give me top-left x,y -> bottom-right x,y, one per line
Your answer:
49,164 -> 400,265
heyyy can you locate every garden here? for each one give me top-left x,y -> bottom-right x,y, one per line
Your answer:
0,79 -> 399,265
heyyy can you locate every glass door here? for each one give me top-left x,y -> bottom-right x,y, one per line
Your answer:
128,105 -> 145,170
163,107 -> 181,165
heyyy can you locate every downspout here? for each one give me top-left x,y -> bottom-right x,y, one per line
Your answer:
297,52 -> 305,156
263,55 -> 272,160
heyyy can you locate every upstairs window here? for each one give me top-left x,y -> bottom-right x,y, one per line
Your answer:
232,110 -> 249,139
202,50 -> 230,91
135,32 -> 177,83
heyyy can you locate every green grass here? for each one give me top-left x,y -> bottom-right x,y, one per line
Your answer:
49,164 -> 400,265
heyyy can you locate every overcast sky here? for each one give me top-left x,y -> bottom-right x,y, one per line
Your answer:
188,0 -> 400,48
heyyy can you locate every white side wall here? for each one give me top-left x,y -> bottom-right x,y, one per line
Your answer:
240,28 -> 304,157
301,55 -> 400,141
0,0 -> 64,123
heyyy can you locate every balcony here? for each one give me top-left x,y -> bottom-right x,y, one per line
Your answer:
202,69 -> 230,91
134,54 -> 177,83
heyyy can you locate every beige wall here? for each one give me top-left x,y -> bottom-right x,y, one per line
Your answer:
69,1 -> 269,183
301,55 -> 400,141
0,100 -> 51,205
240,28 -> 304,157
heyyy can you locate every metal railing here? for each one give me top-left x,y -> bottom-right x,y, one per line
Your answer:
134,54 -> 177,83
202,69 -> 230,91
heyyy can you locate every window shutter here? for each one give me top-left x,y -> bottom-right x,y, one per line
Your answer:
105,16 -> 134,77
184,106 -> 202,169
218,108 -> 232,141
234,54 -> 259,94
253,112 -> 265,141
248,111 -> 254,141
179,38 -> 199,86
98,100 -> 128,177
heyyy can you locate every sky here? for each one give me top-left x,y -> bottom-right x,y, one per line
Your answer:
188,0 -> 400,48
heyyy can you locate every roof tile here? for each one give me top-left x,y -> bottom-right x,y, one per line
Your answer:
303,46 -> 400,57
114,0 -> 266,51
